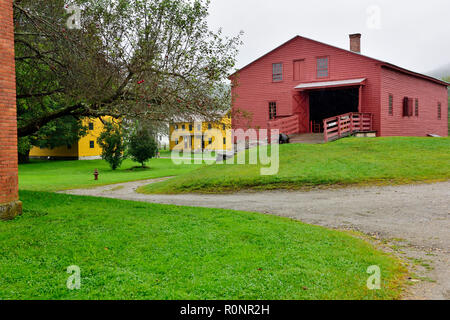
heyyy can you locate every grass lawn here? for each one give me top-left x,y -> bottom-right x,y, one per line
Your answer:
19,158 -> 204,192
0,191 -> 406,300
140,137 -> 450,194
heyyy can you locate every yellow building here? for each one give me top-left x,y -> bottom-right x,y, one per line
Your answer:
30,117 -> 109,160
169,112 -> 232,152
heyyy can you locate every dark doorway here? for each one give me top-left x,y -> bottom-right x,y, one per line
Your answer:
309,88 -> 359,132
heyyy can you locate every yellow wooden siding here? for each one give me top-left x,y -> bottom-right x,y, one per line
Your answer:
169,114 -> 232,151
30,117 -> 112,159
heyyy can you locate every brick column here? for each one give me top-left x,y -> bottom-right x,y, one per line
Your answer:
0,0 -> 22,220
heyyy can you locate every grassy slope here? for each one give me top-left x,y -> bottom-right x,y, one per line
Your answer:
141,137 -> 450,194
19,158 -> 204,192
0,191 -> 406,300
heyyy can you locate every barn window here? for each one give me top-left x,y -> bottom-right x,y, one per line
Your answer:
272,63 -> 283,81
197,124 -> 201,131
182,124 -> 185,130
189,124 -> 193,131
208,138 -> 212,145
89,141 -> 95,149
269,102 -> 277,120
388,94 -> 393,115
222,124 -> 226,130
208,123 -> 212,130
174,124 -> 178,130
175,139 -> 179,145
223,137 -> 226,145
317,57 -> 329,78
88,122 -> 94,130
437,103 -> 442,120
415,99 -> 419,117
402,97 -> 413,117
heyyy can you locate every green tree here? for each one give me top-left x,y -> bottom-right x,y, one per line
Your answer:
128,128 -> 158,168
97,121 -> 125,170
14,0 -> 242,138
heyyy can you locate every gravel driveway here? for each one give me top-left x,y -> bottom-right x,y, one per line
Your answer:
63,179 -> 450,300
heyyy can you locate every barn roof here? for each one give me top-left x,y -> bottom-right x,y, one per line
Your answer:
230,35 -> 449,87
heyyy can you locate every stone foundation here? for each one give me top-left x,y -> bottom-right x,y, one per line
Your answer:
0,201 -> 23,220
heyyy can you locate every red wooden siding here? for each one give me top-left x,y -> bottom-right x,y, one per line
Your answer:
380,67 -> 448,137
231,35 -> 448,138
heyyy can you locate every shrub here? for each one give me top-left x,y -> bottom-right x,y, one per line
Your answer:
128,128 -> 158,167
97,121 -> 125,170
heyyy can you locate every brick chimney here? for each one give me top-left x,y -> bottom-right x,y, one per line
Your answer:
349,33 -> 361,53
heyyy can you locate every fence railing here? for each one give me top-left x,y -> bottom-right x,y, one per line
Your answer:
267,114 -> 300,136
323,112 -> 373,142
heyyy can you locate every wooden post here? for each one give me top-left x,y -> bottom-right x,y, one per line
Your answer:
323,119 -> 328,142
337,117 -> 341,138
358,85 -> 362,113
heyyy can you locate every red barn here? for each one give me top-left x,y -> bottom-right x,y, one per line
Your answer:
230,34 -> 448,142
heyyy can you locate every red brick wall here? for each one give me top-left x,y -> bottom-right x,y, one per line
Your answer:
231,36 -> 382,134
380,67 -> 448,137
0,0 -> 19,205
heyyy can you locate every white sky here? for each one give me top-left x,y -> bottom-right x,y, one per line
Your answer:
207,0 -> 450,74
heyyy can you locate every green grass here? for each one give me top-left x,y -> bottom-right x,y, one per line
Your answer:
19,158 -> 203,192
0,191 -> 406,300
140,137 -> 450,194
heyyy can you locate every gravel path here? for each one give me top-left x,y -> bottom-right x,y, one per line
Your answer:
63,179 -> 450,300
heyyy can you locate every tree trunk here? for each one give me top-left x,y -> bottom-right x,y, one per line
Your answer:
18,150 -> 30,164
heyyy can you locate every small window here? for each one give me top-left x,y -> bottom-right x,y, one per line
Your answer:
197,124 -> 201,131
317,57 -> 329,78
208,138 -> 212,145
388,94 -> 393,115
208,123 -> 212,130
175,139 -> 179,145
415,99 -> 419,117
269,102 -> 277,120
437,103 -> 442,120
174,124 -> 178,130
88,122 -> 94,130
189,124 -> 193,131
272,63 -> 283,81
182,124 -> 185,130
89,141 -> 95,149
222,124 -> 226,130
223,137 -> 226,145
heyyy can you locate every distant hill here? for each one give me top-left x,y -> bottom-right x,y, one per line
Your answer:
427,63 -> 450,80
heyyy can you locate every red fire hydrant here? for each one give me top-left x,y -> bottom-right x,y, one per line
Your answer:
93,169 -> 99,180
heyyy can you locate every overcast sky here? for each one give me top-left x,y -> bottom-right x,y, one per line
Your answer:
207,0 -> 450,75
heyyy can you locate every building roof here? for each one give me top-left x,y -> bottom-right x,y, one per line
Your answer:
230,35 -> 449,87
294,78 -> 366,90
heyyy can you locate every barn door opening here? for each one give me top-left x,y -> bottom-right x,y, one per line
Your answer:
308,87 -> 359,132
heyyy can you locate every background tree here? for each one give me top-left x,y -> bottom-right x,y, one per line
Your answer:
14,0 -> 242,139
128,127 -> 158,168
97,121 -> 125,170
